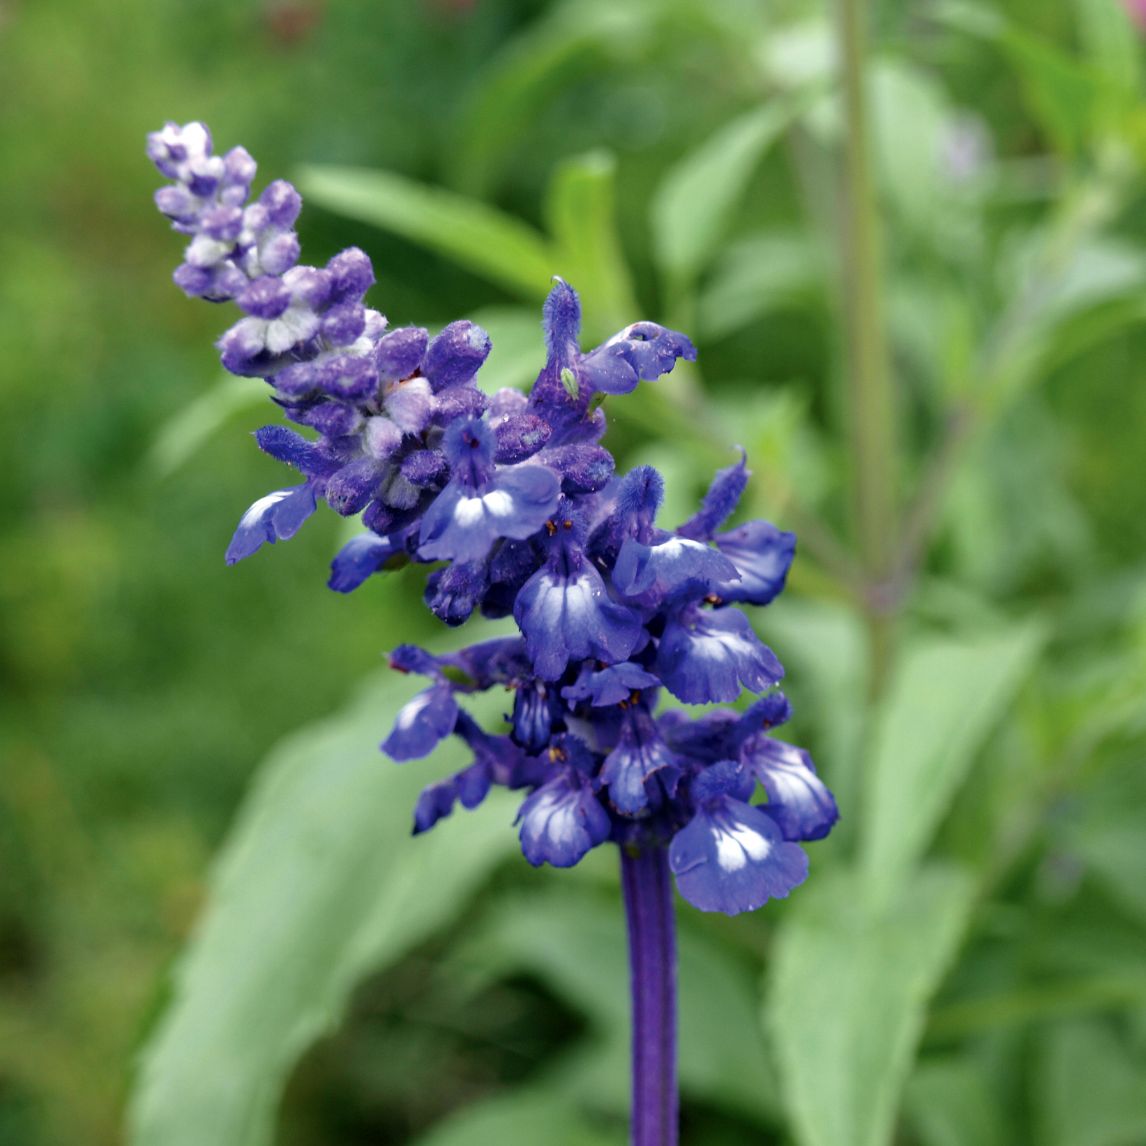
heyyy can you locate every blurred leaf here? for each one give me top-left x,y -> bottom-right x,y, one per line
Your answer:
990,237 -> 1146,409
870,60 -> 985,260
1065,756 -> 1146,922
862,623 -> 1044,898
449,1 -> 650,198
1037,1021 -> 1146,1146
1072,0 -> 1140,108
297,165 -> 556,300
768,865 -> 975,1146
411,1089 -> 616,1146
652,95 -> 808,293
934,2 -> 1105,155
467,306 -> 545,392
454,890 -> 779,1123
871,62 -> 948,225
129,677 -> 518,1146
903,1058 -> 1008,1146
145,379 -> 265,479
697,230 -> 827,341
545,150 -> 637,336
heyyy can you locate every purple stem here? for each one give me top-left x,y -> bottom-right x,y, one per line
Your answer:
621,844 -> 679,1146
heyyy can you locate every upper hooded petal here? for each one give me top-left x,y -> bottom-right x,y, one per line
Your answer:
742,734 -> 839,842
516,773 -> 611,868
713,521 -> 796,606
514,561 -> 643,680
418,464 -> 561,564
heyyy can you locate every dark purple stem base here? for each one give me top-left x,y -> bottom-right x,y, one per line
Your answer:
621,844 -> 679,1146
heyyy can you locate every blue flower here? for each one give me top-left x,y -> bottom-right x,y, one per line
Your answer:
418,419 -> 561,563
151,123 -> 836,918
225,483 -> 316,565
741,734 -> 839,842
381,681 -> 459,762
516,737 -> 612,867
656,605 -> 784,703
514,522 -> 642,680
600,707 -> 683,815
328,532 -> 409,593
713,521 -> 796,606
669,763 -> 808,915
613,534 -> 739,604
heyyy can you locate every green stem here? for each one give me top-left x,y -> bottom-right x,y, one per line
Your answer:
838,0 -> 897,696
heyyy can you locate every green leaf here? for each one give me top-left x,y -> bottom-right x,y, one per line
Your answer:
1073,0 -> 1140,98
768,865 -> 976,1146
651,96 -> 809,293
870,60 -> 983,258
466,306 -> 546,392
903,1058 -> 1008,1146
128,676 -> 519,1146
145,378 -> 265,479
296,165 -> 556,300
545,150 -> 637,336
1066,756 -> 1146,922
934,2 -> 1104,155
454,890 -> 780,1123
696,230 -> 827,341
862,623 -> 1044,898
411,1089 -> 617,1146
1037,1021 -> 1146,1146
448,2 -> 649,198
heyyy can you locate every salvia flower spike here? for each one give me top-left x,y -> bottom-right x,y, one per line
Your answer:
150,121 -> 838,1144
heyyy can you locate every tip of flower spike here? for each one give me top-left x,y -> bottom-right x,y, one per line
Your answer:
543,279 -> 581,360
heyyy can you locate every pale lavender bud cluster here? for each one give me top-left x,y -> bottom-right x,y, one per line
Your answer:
147,122 -> 300,301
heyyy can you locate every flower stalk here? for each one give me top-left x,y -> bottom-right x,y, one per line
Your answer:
838,0 -> 898,695
622,845 -> 678,1146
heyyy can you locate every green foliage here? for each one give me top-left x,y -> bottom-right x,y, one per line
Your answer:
4,1 -> 1146,1144
129,679 -> 518,1146
651,96 -> 809,299
861,623 -> 1045,900
1037,1021 -> 1146,1146
453,890 -> 780,1122
296,165 -> 556,300
409,1089 -> 616,1146
768,866 -> 976,1146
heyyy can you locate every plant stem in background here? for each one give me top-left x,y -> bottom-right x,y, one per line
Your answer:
622,845 -> 678,1146
838,0 -> 898,695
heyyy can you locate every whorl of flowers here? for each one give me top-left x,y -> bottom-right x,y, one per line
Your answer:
149,122 -> 838,915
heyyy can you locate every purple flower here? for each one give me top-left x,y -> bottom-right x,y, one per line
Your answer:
225,483 -> 316,565
656,605 -> 784,703
713,521 -> 796,606
381,682 -> 459,761
600,707 -> 683,815
514,543 -> 642,680
669,763 -> 808,915
741,734 -> 839,842
418,419 -> 561,563
614,534 -> 740,604
150,123 -> 835,923
517,738 -> 612,867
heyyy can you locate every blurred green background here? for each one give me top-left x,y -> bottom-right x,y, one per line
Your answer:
2,0 -> 1146,1143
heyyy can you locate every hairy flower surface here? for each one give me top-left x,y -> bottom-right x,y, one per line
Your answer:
150,121 -> 838,915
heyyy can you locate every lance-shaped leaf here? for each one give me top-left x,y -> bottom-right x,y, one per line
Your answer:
767,865 -> 975,1146
129,677 -> 518,1146
297,165 -> 556,300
